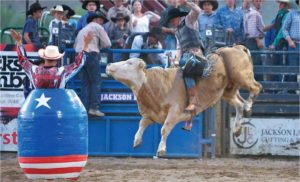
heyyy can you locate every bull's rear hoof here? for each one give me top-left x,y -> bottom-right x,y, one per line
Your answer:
233,127 -> 242,137
133,143 -> 141,149
243,109 -> 252,118
157,150 -> 166,157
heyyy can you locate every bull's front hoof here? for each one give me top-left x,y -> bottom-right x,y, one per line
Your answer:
157,150 -> 166,157
233,127 -> 242,137
243,109 -> 252,118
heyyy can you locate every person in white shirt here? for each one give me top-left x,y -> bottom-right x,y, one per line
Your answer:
49,5 -> 64,45
131,0 -> 160,33
130,27 -> 165,65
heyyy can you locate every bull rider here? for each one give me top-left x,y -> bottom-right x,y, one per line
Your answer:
166,0 -> 214,112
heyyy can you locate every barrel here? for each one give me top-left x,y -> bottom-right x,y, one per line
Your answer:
17,89 -> 88,180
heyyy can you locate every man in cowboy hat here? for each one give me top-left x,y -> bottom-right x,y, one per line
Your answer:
22,2 -> 46,44
11,29 -> 93,90
129,27 -> 165,65
49,5 -> 64,46
77,0 -> 101,33
166,0 -> 214,112
106,0 -> 131,33
75,13 -> 111,117
197,0 -> 218,52
60,5 -> 77,49
282,0 -> 300,82
269,0 -> 291,50
110,12 -> 131,61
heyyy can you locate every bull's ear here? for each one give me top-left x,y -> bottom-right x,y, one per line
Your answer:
139,60 -> 146,69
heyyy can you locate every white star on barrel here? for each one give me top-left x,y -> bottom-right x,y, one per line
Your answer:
35,93 -> 51,109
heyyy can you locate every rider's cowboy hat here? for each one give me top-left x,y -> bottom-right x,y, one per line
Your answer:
87,12 -> 108,24
81,0 -> 101,11
38,46 -> 64,60
26,2 -> 46,16
276,0 -> 290,3
62,4 -> 75,18
166,8 -> 189,23
199,0 -> 219,11
50,5 -> 64,16
113,0 -> 128,3
111,12 -> 130,23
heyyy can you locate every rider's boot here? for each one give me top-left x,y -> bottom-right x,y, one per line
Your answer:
185,86 -> 200,112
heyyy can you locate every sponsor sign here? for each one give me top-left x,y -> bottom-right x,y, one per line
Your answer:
0,50 -> 38,151
100,92 -> 136,102
230,118 -> 300,156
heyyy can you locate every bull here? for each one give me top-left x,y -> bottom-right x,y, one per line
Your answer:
106,45 -> 262,157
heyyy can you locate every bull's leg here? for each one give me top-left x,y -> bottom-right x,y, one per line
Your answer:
157,115 -> 179,157
242,81 -> 262,117
133,118 -> 153,148
223,88 -> 245,137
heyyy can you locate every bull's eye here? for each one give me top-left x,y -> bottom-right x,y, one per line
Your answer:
127,62 -> 132,65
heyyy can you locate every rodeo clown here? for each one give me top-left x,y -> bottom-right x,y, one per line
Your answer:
167,0 -> 214,112
10,29 -> 92,89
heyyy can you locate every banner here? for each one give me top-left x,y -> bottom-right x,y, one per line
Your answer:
230,118 -> 300,156
100,92 -> 136,102
0,48 -> 39,151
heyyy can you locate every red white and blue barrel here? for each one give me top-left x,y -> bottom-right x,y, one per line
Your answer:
17,89 -> 88,180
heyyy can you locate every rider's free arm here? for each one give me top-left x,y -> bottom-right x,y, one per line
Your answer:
185,1 -> 201,27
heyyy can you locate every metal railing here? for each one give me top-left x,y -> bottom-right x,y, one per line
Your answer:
0,27 -> 49,44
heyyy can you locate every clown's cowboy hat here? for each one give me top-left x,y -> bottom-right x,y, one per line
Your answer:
199,0 -> 219,11
38,46 -> 64,60
27,2 -> 46,16
81,0 -> 101,11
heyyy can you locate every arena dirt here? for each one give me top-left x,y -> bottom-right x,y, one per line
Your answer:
1,153 -> 299,182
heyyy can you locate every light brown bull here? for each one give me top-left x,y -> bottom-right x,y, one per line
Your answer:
106,45 -> 262,157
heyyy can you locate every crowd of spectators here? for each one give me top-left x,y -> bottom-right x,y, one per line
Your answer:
19,0 -> 300,115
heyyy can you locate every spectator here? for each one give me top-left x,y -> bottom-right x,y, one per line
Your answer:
269,0 -> 290,50
106,0 -> 131,32
265,20 -> 276,48
62,4 -> 77,30
77,0 -> 101,33
110,13 -> 131,62
49,5 -> 64,46
11,29 -> 92,89
131,0 -> 160,33
197,0 -> 218,53
243,0 -> 265,64
159,0 -> 177,50
130,27 -> 165,65
282,0 -> 300,82
264,19 -> 277,82
252,0 -> 263,12
215,0 -> 244,45
60,5 -> 77,64
74,13 -> 111,117
22,2 -> 46,45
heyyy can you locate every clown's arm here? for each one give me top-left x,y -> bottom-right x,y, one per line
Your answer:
11,29 -> 35,78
